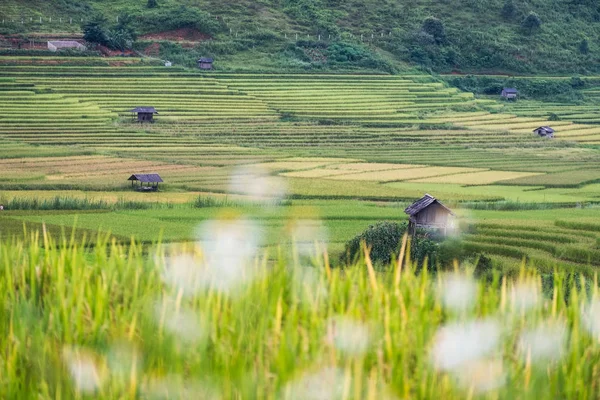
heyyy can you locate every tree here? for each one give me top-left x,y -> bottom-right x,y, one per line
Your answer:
521,12 -> 542,34
147,0 -> 158,8
579,38 -> 589,54
106,28 -> 134,51
501,0 -> 516,19
422,17 -> 446,44
82,14 -> 108,46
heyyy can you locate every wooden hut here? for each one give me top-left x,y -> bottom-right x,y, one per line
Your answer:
533,126 -> 555,138
404,194 -> 455,235
197,57 -> 214,70
129,107 -> 158,123
128,173 -> 163,191
501,88 -> 518,100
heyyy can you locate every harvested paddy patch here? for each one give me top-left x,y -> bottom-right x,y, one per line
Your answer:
324,166 -> 485,182
411,170 -> 544,185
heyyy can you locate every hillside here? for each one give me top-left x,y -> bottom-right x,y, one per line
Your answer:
1,0 -> 599,74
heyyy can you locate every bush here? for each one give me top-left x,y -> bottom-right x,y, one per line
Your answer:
82,13 -> 136,51
83,14 -> 109,46
501,0 -> 517,19
579,38 -> 590,54
147,0 -> 158,8
522,12 -> 542,34
340,222 -> 451,269
341,221 -> 408,266
421,17 -> 446,44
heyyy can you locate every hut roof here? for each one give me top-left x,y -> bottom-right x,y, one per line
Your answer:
128,173 -> 163,183
502,88 -> 518,93
533,126 -> 555,133
198,57 -> 214,63
129,107 -> 158,114
404,194 -> 454,217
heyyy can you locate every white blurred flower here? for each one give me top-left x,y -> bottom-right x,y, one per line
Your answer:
155,301 -> 208,345
326,317 -> 370,356
107,342 -> 141,380
229,165 -> 287,202
161,254 -> 202,297
518,320 -> 567,363
580,299 -> 600,339
143,375 -> 220,400
439,273 -> 477,313
62,347 -> 105,394
291,266 -> 328,306
510,280 -> 540,313
453,359 -> 505,393
161,219 -> 263,295
290,219 -> 329,258
196,219 -> 262,293
431,319 -> 501,371
282,367 -> 346,400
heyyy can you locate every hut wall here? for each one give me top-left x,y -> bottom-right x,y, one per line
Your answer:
414,203 -> 450,226
138,112 -> 154,122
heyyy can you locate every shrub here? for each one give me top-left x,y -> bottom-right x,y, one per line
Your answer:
341,221 -> 408,266
340,222 -> 450,269
83,14 -> 109,46
501,0 -> 517,19
147,0 -> 158,8
571,76 -> 585,88
522,12 -> 542,34
421,17 -> 446,44
82,13 -> 137,50
579,38 -> 590,54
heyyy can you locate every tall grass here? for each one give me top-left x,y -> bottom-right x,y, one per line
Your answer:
1,232 -> 599,398
0,196 -> 170,211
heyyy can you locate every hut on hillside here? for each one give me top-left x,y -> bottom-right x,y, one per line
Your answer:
128,173 -> 163,191
501,88 -> 518,100
47,40 -> 86,52
404,194 -> 455,235
197,57 -> 214,70
129,107 -> 158,123
533,126 -> 555,138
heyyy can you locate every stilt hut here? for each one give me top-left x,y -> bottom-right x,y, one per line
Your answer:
129,107 -> 158,123
404,194 -> 455,235
128,173 -> 163,191
533,126 -> 555,138
501,88 -> 518,100
197,57 -> 214,70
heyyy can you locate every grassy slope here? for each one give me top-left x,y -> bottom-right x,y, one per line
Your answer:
1,0 -> 599,73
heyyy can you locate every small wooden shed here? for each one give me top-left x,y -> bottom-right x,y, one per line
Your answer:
197,57 -> 214,70
129,107 -> 158,123
128,173 -> 163,191
533,126 -> 555,138
501,88 -> 518,100
404,194 -> 455,235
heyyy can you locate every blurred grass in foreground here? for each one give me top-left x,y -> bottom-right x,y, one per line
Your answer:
0,231 -> 599,399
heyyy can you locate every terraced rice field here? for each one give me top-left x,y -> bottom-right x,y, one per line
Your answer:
0,59 -> 599,273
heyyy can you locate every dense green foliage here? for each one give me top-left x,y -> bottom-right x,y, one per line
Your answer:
341,221 -> 449,268
82,13 -> 136,50
2,0 -> 600,73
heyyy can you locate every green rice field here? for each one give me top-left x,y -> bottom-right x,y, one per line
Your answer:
1,57 -> 600,399
0,59 -> 599,271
